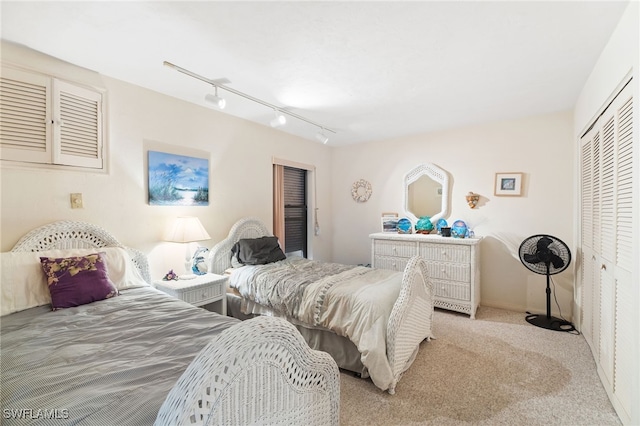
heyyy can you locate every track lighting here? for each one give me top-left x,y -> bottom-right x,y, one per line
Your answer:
164,61 -> 336,142
204,86 -> 226,109
270,110 -> 287,128
315,129 -> 329,144
315,130 -> 329,144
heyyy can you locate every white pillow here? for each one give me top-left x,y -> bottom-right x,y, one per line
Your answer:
1,246 -> 148,316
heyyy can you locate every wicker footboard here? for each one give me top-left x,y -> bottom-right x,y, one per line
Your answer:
385,256 -> 434,394
155,316 -> 340,426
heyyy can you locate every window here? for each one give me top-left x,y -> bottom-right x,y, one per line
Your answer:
283,166 -> 307,257
0,65 -> 104,170
273,159 -> 314,258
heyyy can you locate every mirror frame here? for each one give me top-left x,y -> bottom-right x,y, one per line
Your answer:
403,163 -> 450,224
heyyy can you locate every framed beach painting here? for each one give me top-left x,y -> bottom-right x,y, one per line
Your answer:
148,151 -> 209,206
494,172 -> 523,196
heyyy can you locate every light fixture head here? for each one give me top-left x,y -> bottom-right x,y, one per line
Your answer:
204,86 -> 226,109
270,110 -> 287,128
315,130 -> 329,144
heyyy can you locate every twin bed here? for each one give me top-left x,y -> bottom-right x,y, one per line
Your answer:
0,221 -> 339,425
208,217 -> 435,394
1,217 -> 434,424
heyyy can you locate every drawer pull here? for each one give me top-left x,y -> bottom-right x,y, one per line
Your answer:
601,264 -> 606,271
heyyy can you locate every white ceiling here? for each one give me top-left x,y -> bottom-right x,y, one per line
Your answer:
0,1 -> 629,146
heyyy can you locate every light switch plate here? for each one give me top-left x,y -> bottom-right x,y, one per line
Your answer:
70,193 -> 83,209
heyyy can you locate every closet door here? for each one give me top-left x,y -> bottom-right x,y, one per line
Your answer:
579,79 -> 635,424
612,91 -> 634,420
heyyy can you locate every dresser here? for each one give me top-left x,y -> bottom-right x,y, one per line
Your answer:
370,233 -> 482,319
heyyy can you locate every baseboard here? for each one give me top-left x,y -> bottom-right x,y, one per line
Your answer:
479,300 -> 574,323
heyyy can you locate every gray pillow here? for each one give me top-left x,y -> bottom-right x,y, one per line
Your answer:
231,236 -> 286,266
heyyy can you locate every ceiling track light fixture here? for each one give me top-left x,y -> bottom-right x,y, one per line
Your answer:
164,61 -> 335,142
315,129 -> 329,144
204,86 -> 226,109
270,109 -> 286,128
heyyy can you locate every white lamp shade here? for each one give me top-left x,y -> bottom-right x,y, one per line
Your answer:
165,216 -> 211,243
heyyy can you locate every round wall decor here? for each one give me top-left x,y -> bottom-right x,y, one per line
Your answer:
351,179 -> 372,202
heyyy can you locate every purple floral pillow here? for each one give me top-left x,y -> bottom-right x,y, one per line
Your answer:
40,252 -> 119,310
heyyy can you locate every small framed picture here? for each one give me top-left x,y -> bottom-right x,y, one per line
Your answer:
381,212 -> 399,232
494,172 -> 523,196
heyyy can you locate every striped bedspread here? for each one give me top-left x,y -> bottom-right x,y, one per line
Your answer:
0,287 -> 238,425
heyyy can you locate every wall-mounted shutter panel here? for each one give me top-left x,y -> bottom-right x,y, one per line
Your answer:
0,67 -> 51,163
53,79 -> 103,168
0,65 -> 104,170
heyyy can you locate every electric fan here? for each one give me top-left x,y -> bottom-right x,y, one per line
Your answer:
519,234 -> 575,332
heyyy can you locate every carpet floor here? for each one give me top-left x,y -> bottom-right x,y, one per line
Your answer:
339,306 -> 621,426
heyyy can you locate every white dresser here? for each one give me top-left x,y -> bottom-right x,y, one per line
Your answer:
370,233 -> 482,319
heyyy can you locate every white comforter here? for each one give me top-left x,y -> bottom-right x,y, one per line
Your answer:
229,257 -> 403,391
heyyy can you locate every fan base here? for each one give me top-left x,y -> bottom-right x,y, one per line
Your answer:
525,314 -> 575,332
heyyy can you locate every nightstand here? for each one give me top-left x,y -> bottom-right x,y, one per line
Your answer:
154,273 -> 227,316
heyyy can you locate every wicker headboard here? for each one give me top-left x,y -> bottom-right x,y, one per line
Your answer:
208,218 -> 271,274
11,220 -> 151,284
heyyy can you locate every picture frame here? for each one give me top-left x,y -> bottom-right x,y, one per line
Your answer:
148,150 -> 209,206
381,212 -> 399,233
494,172 -> 523,196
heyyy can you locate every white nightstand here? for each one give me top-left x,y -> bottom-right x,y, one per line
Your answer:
154,273 -> 227,316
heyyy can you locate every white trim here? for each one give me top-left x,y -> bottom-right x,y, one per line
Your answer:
272,156 -> 315,171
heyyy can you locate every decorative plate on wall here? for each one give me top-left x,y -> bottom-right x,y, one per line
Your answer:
351,179 -> 372,203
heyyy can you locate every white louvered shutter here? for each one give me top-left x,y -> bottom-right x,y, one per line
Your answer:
52,79 -> 103,168
0,65 -> 104,170
0,67 -> 52,163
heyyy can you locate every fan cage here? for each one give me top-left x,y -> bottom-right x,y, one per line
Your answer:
518,234 -> 571,275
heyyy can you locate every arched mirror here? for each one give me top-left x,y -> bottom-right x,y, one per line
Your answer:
404,163 -> 450,224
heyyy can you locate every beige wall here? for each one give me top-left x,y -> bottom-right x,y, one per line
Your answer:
0,43 -> 333,280
331,111 -> 575,316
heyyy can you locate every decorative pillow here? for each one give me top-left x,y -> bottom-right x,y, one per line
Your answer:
40,252 -> 118,310
230,236 -> 286,266
1,246 -> 148,317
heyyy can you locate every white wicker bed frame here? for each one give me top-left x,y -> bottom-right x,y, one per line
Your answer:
9,220 -> 340,425
208,217 -> 434,394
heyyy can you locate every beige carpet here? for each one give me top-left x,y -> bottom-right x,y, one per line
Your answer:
339,306 -> 621,426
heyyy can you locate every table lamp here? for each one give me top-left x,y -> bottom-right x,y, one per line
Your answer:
164,216 -> 211,279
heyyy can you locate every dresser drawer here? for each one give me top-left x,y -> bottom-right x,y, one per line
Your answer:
419,243 -> 470,263
373,239 -> 416,258
179,281 -> 225,306
373,255 -> 409,272
432,279 -> 471,301
426,261 -> 470,282
156,278 -> 225,306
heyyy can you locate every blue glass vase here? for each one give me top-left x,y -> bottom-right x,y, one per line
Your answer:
451,220 -> 468,238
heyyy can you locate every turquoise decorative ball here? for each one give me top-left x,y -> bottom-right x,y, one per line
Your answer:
415,216 -> 434,234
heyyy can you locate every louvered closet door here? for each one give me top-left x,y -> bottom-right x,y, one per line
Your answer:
579,79 -> 635,424
579,133 -> 596,348
612,90 -> 634,419
0,67 -> 52,163
52,79 -> 103,169
599,114 -> 616,389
